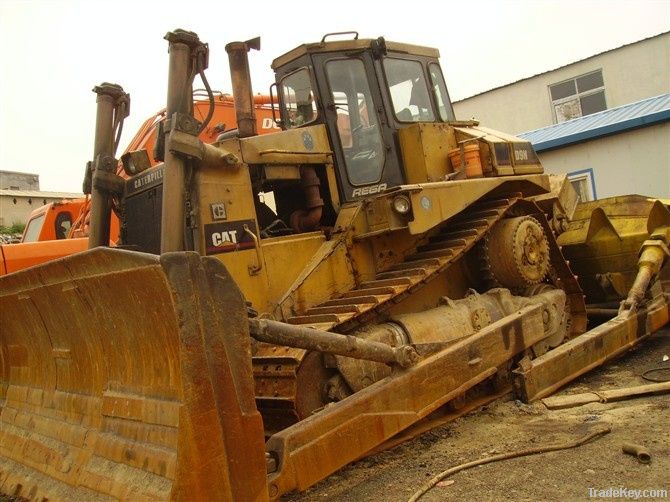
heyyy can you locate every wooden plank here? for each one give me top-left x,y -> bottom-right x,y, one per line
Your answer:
542,381 -> 670,410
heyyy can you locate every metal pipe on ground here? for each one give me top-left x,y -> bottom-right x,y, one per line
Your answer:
622,443 -> 652,464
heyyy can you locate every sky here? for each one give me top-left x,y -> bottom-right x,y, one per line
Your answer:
0,0 -> 668,193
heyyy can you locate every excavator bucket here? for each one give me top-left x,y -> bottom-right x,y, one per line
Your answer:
0,248 -> 268,501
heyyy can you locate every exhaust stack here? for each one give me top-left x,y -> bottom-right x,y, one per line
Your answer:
225,37 -> 260,138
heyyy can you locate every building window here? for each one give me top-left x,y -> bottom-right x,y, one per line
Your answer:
549,70 -> 606,123
568,168 -> 596,202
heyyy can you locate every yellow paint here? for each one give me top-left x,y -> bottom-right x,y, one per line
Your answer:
240,124 -> 332,165
407,175 -> 550,235
398,123 -> 457,183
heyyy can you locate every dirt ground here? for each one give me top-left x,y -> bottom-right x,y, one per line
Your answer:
286,329 -> 670,502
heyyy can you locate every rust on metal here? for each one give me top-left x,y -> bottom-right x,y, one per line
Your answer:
0,249 -> 267,501
266,304 -> 546,497
514,293 -> 669,402
225,37 -> 260,138
161,30 -> 206,253
249,318 -> 419,368
88,83 -> 129,249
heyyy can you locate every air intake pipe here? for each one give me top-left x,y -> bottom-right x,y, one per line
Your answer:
225,37 -> 260,138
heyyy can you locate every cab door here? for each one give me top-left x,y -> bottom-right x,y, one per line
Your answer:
311,52 -> 404,203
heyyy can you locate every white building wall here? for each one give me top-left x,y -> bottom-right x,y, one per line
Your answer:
453,33 -> 670,135
538,122 -> 670,199
0,192 -> 82,227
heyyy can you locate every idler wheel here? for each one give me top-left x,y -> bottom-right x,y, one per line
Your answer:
485,216 -> 550,288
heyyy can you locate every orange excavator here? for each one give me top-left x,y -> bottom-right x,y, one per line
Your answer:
0,93 -> 277,274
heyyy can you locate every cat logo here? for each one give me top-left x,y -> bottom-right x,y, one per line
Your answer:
211,230 -> 238,246
210,202 -> 227,220
204,219 -> 256,255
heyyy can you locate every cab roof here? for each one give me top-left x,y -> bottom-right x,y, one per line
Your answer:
271,37 -> 441,70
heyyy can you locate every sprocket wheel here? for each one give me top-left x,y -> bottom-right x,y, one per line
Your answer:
483,215 -> 550,289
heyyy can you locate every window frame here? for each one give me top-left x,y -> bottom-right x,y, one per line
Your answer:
382,56 -> 436,123
567,168 -> 597,202
22,213 -> 46,242
549,70 -> 606,123
427,62 -> 455,122
324,56 -> 386,187
278,66 -> 319,129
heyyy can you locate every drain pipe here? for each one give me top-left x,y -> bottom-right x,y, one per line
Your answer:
161,29 -> 203,253
225,37 -> 260,138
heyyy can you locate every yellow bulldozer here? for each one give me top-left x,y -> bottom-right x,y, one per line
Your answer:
1,29 -> 668,501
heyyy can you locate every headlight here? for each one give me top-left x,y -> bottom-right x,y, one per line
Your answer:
392,195 -> 411,215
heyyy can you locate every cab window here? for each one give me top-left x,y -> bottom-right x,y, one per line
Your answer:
326,58 -> 385,186
383,58 -> 435,122
428,63 -> 455,121
279,67 -> 318,128
22,213 -> 45,242
55,211 -> 73,239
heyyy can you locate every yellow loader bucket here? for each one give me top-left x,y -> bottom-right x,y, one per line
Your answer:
0,249 -> 268,501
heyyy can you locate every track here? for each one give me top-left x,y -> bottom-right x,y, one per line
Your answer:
253,196 -> 586,431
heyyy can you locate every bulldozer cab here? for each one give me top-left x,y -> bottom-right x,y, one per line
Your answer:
272,34 -> 456,203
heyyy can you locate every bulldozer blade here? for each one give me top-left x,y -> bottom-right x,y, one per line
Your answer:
514,293 -> 670,402
0,248 -> 268,501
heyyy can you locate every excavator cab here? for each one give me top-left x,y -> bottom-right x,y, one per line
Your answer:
273,33 -> 455,203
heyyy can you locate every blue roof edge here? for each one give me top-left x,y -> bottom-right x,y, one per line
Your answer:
528,108 -> 670,152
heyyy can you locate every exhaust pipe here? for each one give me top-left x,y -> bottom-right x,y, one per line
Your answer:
225,37 -> 260,138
